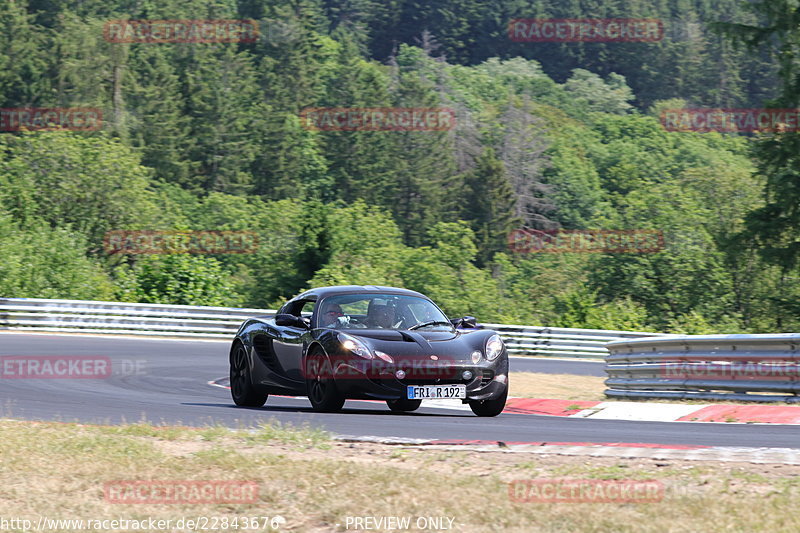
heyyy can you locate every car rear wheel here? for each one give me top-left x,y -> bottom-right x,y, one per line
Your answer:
230,343 -> 268,407
469,388 -> 507,417
305,350 -> 345,413
386,398 -> 422,412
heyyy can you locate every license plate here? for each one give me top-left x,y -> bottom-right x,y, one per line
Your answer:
407,385 -> 466,400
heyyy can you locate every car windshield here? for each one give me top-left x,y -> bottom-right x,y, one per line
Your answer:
316,294 -> 451,331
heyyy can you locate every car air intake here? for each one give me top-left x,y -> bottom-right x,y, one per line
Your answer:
253,335 -> 281,372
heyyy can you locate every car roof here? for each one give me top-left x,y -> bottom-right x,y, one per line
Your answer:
289,285 -> 429,303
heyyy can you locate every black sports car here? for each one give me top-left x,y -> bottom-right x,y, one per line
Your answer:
229,285 -> 508,416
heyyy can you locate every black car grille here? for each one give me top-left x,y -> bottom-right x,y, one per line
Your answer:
481,369 -> 495,385
401,377 -> 468,386
399,366 -> 481,386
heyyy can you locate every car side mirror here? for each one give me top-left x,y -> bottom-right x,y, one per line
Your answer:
274,314 -> 309,329
450,316 -> 478,329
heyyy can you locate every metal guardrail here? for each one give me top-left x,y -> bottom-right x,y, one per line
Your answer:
605,334 -> 800,403
0,298 -> 276,339
0,298 -> 662,358
482,323 -> 665,359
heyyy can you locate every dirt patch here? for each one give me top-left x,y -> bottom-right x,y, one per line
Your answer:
510,371 -> 607,400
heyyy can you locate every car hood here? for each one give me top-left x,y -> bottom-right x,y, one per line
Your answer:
349,329 -> 456,341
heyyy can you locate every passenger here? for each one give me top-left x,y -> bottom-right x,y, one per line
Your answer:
366,304 -> 396,328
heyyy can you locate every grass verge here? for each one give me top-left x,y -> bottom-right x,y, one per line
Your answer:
2,418 -> 800,532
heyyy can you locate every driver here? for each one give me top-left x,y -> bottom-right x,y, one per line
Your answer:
320,302 -> 344,328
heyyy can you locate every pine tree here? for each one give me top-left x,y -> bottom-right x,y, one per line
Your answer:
266,114 -> 331,200
316,30 -> 397,205
0,0 -> 51,106
715,1 -> 800,273
183,45 -> 268,194
463,147 -> 520,266
126,45 -> 194,185
388,44 -> 459,246
251,0 -> 334,198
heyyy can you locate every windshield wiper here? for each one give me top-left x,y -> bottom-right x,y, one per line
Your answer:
408,320 -> 453,331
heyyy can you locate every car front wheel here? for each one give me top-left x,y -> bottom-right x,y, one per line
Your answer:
468,388 -> 507,417
305,350 -> 345,413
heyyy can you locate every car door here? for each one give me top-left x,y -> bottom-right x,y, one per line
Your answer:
272,299 -> 315,381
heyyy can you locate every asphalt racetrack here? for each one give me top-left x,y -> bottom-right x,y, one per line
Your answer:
1,332 -> 799,448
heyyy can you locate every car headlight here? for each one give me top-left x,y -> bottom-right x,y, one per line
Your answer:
337,333 -> 373,359
485,334 -> 504,361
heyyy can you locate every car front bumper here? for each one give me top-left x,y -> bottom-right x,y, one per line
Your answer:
331,355 -> 509,401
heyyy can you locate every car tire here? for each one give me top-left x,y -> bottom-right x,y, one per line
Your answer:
468,388 -> 507,417
230,343 -> 268,407
386,398 -> 422,412
305,350 -> 345,413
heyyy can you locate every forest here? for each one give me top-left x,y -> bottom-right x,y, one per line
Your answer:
1,0 -> 798,333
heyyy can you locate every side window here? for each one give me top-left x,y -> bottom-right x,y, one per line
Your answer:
283,299 -> 316,317
300,301 -> 315,318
